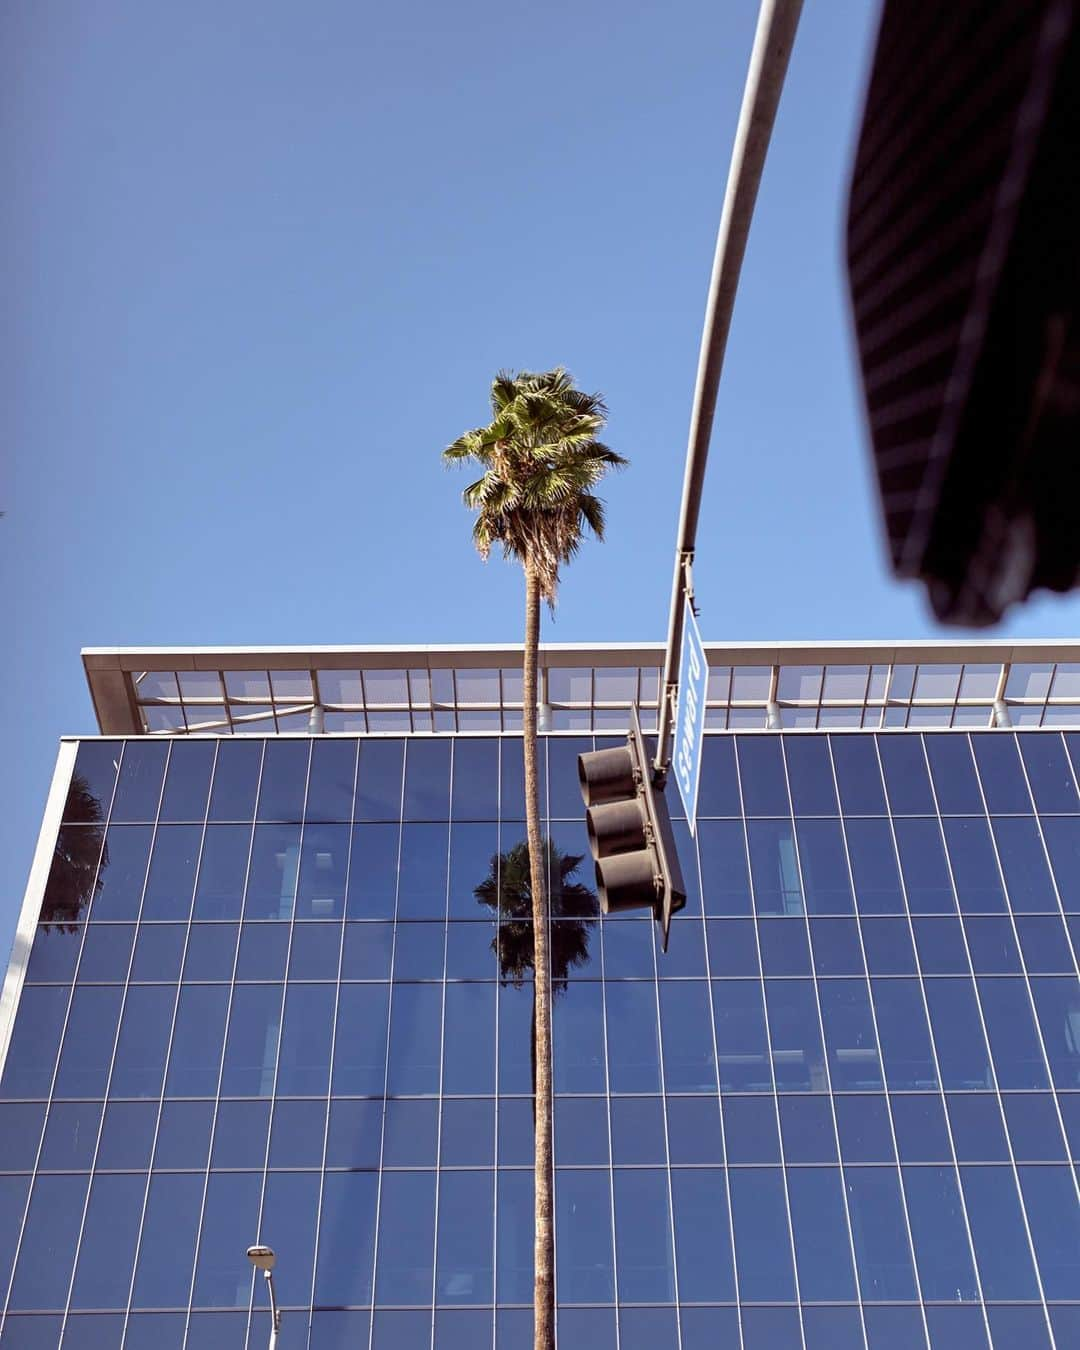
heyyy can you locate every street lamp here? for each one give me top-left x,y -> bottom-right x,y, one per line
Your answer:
247,1244 -> 282,1349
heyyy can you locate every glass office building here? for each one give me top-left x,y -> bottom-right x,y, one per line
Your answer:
2,641 -> 1080,1350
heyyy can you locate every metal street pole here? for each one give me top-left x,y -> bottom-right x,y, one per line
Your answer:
247,1244 -> 282,1350
654,0 -> 804,776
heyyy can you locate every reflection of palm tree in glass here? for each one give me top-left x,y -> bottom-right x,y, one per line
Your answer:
475,839 -> 598,1098
41,773 -> 108,931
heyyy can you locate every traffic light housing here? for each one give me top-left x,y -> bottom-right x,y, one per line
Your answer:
577,708 -> 686,949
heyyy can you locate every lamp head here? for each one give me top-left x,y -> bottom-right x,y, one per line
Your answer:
247,1244 -> 276,1272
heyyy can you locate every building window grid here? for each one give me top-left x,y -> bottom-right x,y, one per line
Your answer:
6,735 -> 1080,1347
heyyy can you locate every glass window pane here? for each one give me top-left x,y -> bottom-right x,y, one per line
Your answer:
698,820 -> 752,915
713,979 -> 772,1091
9,1173 -> 90,1310
38,1100 -> 101,1170
748,819 -> 803,915
902,1165 -> 978,1300
965,915 -> 1021,972
54,986 -> 123,1097
295,822 -> 349,919
555,1169 -> 614,1303
846,818 -> 904,914
288,921 -> 342,979
758,917 -> 811,975
819,978 -> 883,1089
347,823 -> 399,918
871,979 -> 938,1089
207,741 -> 262,821
665,1096 -> 723,1164
671,1169 -> 734,1300
835,1094 -> 893,1162
765,979 -> 826,1091
1043,815 -> 1080,908
948,1094 -> 1009,1161
978,976 -> 1050,1088
797,819 -> 854,914
729,1168 -> 795,1301
879,736 -> 934,813
244,823 -> 300,919
1029,976 -> 1080,1087
1018,1164 -> 1080,1299
810,916 -> 864,975
314,1172 -> 378,1306
895,817 -> 956,913
972,733 -> 1033,812
1003,1092 -> 1067,1160
787,1167 -> 856,1300
831,736 -> 887,814
497,1170 -> 534,1303
220,984 -> 283,1096
1019,734 -> 1079,812
1016,914 -> 1075,972
451,739 -> 498,820
845,1166 -> 916,1300
387,984 -> 442,1094
236,922 -> 289,980
605,982 -> 660,1093
960,1165 -> 1040,1299
913,915 -> 970,973
925,734 -> 983,812
259,1171 -> 319,1307
698,737 -> 741,816
66,742 -> 121,823
723,1094 -> 779,1165
993,816 -> 1057,912
783,736 -> 838,814
736,737 -> 789,815
91,824 -> 153,920
0,986 -> 69,1098
403,739 -> 451,820
891,1094 -> 951,1161
192,824 -> 250,920
157,742 -> 214,823
613,1168 -> 675,1302
155,1100 -> 213,1169
374,1171 -> 437,1304
193,1172 -> 262,1307
440,1098 -> 494,1166
341,920 -> 393,979
660,981 -> 716,1092
943,817 -> 1006,912
443,983 -> 495,1094
96,1101 -> 155,1169
778,1095 -> 836,1163
130,923 -> 185,981
112,742 -> 168,823
132,1174 -> 203,1308
276,984 -> 335,1095
110,985 -> 176,1097
141,824 -> 202,921
306,740 -> 357,822
354,740 -> 404,819
397,822 -> 449,919
71,1173 -> 145,1309
255,741 -> 309,821
436,1170 -> 494,1304
862,916 -> 916,973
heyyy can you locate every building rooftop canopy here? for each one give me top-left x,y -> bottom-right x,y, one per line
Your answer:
82,639 -> 1080,737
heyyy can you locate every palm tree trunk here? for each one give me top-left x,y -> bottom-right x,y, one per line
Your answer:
523,563 -> 555,1350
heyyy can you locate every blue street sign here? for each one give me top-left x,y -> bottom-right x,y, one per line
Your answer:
673,605 -> 707,834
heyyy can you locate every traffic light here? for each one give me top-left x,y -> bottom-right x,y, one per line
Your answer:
847,0 -> 1080,625
577,708 -> 686,949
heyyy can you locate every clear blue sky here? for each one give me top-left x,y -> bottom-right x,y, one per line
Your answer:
4,0 -> 1080,958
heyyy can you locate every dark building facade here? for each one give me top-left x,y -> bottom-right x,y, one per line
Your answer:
1,643 -> 1080,1349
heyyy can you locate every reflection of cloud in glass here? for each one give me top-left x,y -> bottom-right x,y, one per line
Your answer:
41,774 -> 108,931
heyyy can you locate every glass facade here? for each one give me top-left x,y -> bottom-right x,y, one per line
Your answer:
2,727 -> 1080,1348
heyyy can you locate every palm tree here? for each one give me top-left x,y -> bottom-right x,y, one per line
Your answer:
475,839 -> 599,1112
41,773 -> 109,931
444,368 -> 625,1349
